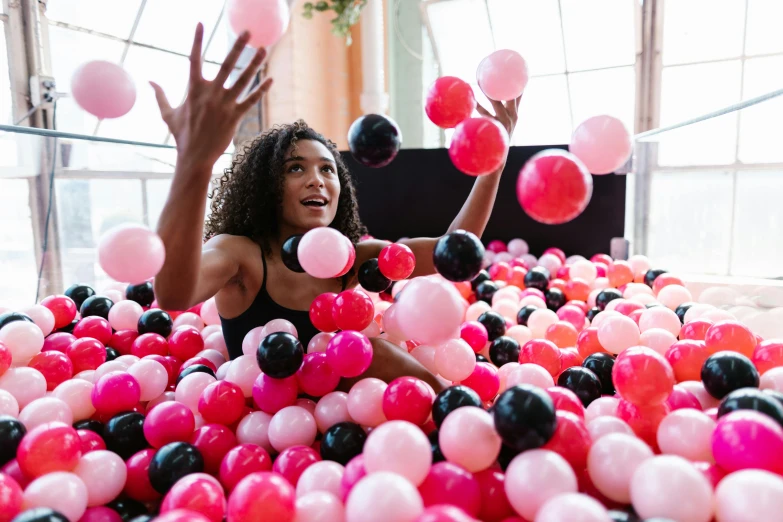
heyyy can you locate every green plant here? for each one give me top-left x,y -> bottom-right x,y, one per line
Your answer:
302,0 -> 368,45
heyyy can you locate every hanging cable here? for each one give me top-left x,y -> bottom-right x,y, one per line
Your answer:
393,0 -> 424,61
35,100 -> 58,303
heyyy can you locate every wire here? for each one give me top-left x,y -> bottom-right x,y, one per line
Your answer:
393,0 -> 423,61
14,104 -> 39,126
35,100 -> 58,303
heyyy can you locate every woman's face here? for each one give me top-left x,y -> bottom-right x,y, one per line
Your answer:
279,139 -> 342,234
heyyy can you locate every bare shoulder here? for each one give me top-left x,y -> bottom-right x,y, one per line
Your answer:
203,234 -> 263,275
355,239 -> 391,265
204,234 -> 258,255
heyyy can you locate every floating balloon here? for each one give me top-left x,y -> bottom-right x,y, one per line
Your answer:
298,228 -> 353,279
449,117 -> 509,176
347,114 -> 402,168
570,115 -> 632,175
71,61 -> 136,119
227,0 -> 290,48
98,224 -> 165,284
433,230 -> 485,282
425,76 -> 476,129
476,49 -> 529,101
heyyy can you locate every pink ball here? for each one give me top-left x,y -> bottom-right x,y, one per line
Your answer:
296,398 -> 317,416
219,444 -> 272,493
364,420 -> 432,486
235,411 -> 274,453
314,392 -> 352,434
297,227 -> 353,279
535,493 -> 612,522
477,49 -> 528,101
460,321 -> 489,353
439,406 -> 501,473
144,401 -> 196,448
273,446 -> 321,487
200,298 -> 221,327
91,371 -> 140,416
97,224 -> 164,283
0,367 -> 47,409
18,397 -> 72,430
295,491 -> 345,522
678,380 -> 720,410
71,60 -> 135,119
339,455 -> 367,502
587,416 -> 633,440
265,319 -> 299,338
78,507 -> 123,522
715,469 -> 783,522
657,409 -> 716,462
175,372 -> 216,413
268,406 -> 317,452
52,379 -> 95,421
160,473 -> 226,522
630,455 -> 714,522
640,327 -> 678,356
639,306 -> 681,336
252,374 -> 298,415
297,352 -> 340,397
712,410 -> 783,475
396,277 -> 464,345
435,339 -> 476,382
198,380 -> 245,426
0,320 -> 44,365
225,355 -> 261,398
459,362 -> 499,402
505,363 -> 555,391
20,305 -> 55,337
345,472 -> 424,522
504,450 -> 577,521
227,0 -> 290,49
587,432 -> 653,503
173,312 -> 204,331
347,378 -> 388,427
570,115 -> 632,175
155,510 -> 211,522
296,460 -> 345,498
127,359 -> 168,402
73,450 -> 126,506
584,396 -> 619,423
418,462 -> 480,516
326,331 -> 373,378
22,471 -> 88,522
596,315 -> 639,355
0,388 -> 19,417
410,345 -> 439,375
383,376 -> 433,426
665,384 -> 703,411
107,300 -> 143,332
307,332 -> 334,354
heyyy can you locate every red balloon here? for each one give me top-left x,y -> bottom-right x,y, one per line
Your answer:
124,449 -> 162,502
169,326 -> 205,361
558,347 -> 584,370
0,460 -> 29,490
296,352 -> 340,397
576,327 -> 605,359
16,422 -> 81,478
332,289 -> 373,332
541,410 -> 591,470
425,76 -> 476,129
191,424 -> 238,475
616,399 -> 670,451
183,356 -> 218,374
76,429 -> 106,454
665,340 -> 709,382
198,381 -> 245,426
378,243 -> 416,281
489,262 -> 511,282
309,293 -> 338,333
705,320 -> 757,358
27,350 -> 73,390
132,333 -> 169,358
516,149 -> 593,225
474,469 -> 514,522
66,337 -> 107,373
226,472 -> 296,522
693,461 -> 728,489
753,340 -> 783,375
155,509 -> 211,522
449,117 -> 509,176
518,339 -> 561,377
613,347 -> 675,406
219,444 -> 273,492
40,295 -> 77,329
679,319 -> 713,341
665,384 -> 703,411
272,445 -> 321,487
459,362 -> 499,402
382,376 -> 433,425
0,473 -> 22,522
108,330 -> 139,355
418,462 -> 481,516
144,401 -> 196,448
565,278 -> 591,303
144,354 -> 179,386
546,386 -> 585,418
41,332 -> 76,353
160,474 -> 226,522
73,316 -> 112,345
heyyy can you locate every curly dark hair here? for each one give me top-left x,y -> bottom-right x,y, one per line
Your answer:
205,120 -> 366,254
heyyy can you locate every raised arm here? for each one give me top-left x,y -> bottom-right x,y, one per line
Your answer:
152,24 -> 272,310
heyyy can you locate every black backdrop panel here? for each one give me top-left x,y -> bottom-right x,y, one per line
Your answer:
341,145 -> 626,258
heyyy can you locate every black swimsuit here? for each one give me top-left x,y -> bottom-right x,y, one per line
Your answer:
220,250 -> 347,360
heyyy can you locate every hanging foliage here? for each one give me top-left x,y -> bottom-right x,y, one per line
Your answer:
302,0 -> 368,45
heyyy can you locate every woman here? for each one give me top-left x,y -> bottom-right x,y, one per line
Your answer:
152,25 -> 520,392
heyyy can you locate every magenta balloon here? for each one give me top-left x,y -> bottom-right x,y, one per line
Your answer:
97,224 -> 165,284
227,0 -> 290,49
71,60 -> 136,119
325,331 -> 373,378
712,410 -> 783,475
570,115 -> 632,175
476,49 -> 529,101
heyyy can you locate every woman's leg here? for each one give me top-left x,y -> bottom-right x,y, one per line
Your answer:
338,337 -> 446,394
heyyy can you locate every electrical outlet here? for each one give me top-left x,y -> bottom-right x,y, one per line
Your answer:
29,75 -> 57,107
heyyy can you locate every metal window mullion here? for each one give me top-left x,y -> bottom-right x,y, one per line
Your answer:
556,0 -> 574,132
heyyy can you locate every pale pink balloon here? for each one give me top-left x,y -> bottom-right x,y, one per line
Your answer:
21,305 -> 55,337
201,324 -> 222,340
519,295 -> 547,309
94,361 -> 128,381
640,328 -> 678,356
0,321 -> 44,364
678,380 -> 720,409
193,413 -> 206,429
53,379 -> 96,423
391,280 -> 410,298
23,471 -> 88,522
146,391 -> 175,413
127,359 -> 168,401
264,319 -> 298,339
314,391 -> 351,434
397,277 -> 464,346
527,309 -> 559,339
492,287 -> 521,305
217,362 -> 233,382
295,491 -> 344,522
760,367 -> 783,392
497,362 -> 520,391
364,420 -> 432,486
657,409 -> 716,463
204,332 -> 229,361
19,397 -> 72,430
495,252 -> 514,264
345,471 -> 424,522
587,289 -> 602,309
73,450 -> 127,506
361,321 -> 381,338
535,493 -> 612,522
0,366 -> 46,408
715,470 -> 783,522
522,253 -> 538,268
701,309 -> 736,322
296,460 -> 345,498
297,227 -> 353,279
235,411 -> 273,453
590,310 -> 621,329
597,315 -> 640,355
585,396 -> 619,423
74,370 -> 96,383
173,312 -> 204,331
538,254 -> 563,278
227,0 -> 290,49
71,60 -> 135,119
505,450 -> 578,521
97,225 -> 164,284
307,332 -> 334,354
175,372 -> 216,413
623,283 -> 653,299
0,388 -> 19,417
657,285 -> 693,311
684,304 -> 716,323
628,256 -> 652,277
439,406 -> 501,472
296,398 -> 317,416
200,298 -> 221,327
466,301 -> 491,322
630,293 -> 658,306
197,349 -> 226,370
506,325 -> 533,346
506,363 -> 555,391
508,238 -> 529,257
268,406 -> 317,452
410,345 -> 438,374
570,260 -> 598,283
347,378 -> 388,427
639,307 -> 681,336
587,416 -> 633,440
493,300 -> 519,323
587,433 -> 653,503
434,339 -> 476,382
477,49 -> 528,101
593,278 -> 611,292
102,290 -> 124,305
630,455 -> 714,522
107,300 -> 143,332
114,355 -> 139,368
225,355 -> 261,398
570,115 -> 632,175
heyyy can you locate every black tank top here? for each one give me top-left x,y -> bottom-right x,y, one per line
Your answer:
220,250 -> 347,360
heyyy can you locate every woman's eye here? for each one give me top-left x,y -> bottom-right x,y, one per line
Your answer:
288,164 -> 304,173
321,165 -> 335,173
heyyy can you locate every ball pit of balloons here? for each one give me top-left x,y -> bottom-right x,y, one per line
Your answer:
3,232 -> 783,522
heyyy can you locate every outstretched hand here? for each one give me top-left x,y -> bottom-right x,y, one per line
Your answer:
151,23 -> 273,169
477,94 -> 522,138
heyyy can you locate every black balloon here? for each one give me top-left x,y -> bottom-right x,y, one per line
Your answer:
137,309 -> 173,338
0,415 -> 26,466
545,288 -> 566,311
643,268 -> 667,288
557,367 -> 602,407
257,332 -> 304,379
496,443 -> 520,472
432,385 -> 482,428
478,311 -> 506,341
347,113 -> 402,168
428,429 -> 445,463
489,336 -> 520,368
586,307 -> 601,322
717,387 -> 783,426
125,282 -> 155,308
470,269 -> 490,290
176,364 -> 216,385
57,319 -> 78,334
582,353 -> 615,396
595,288 -> 623,311
128,517 -> 154,522
64,283 -> 95,309
475,281 -> 499,304
608,511 -> 641,522
80,295 -> 114,319
645,303 -> 663,309
103,412 -> 148,460
320,421 -> 367,465
106,497 -> 148,521
358,259 -> 391,293
73,419 -> 104,434
475,354 -> 488,363
106,347 -> 120,361
149,442 -> 204,494
524,267 -> 550,292
432,230 -> 485,282
281,235 -> 305,273
674,302 -> 695,324
701,351 -> 759,400
10,508 -> 69,522
516,305 -> 538,326
764,389 -> 783,409
493,385 -> 556,452
0,312 -> 34,331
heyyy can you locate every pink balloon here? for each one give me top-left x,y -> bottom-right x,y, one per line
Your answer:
265,319 -> 298,338
347,378 -> 388,427
295,491 -> 345,522
0,388 -> 19,417
640,328 -> 678,356
78,507 -> 123,522
298,227 -> 353,279
201,324 -> 222,340
712,410 -> 783,475
0,367 -> 46,408
639,307 -> 681,336
71,60 -> 136,119
197,349 -> 227,371
267,406 -> 317,452
434,339 -> 476,382
569,115 -> 632,175
439,406 -> 501,473
587,433 -> 653,503
396,277 -> 464,346
21,305 -> 55,337
22,471 -> 88,522
657,409 -> 716,462
19,397 -> 72,430
52,379 -> 95,421
630,455 -> 714,522
418,462 -> 480,516
97,225 -> 165,284
465,302 -> 491,323
477,49 -> 529,101
535,493 -> 611,522
296,460 -> 345,498
173,312 -> 205,331
307,332 -> 334,354
227,0 -> 290,49
587,416 -> 633,440
715,469 -> 783,522
200,298 -> 221,327
760,366 -> 783,392
678,380 -> 721,410
345,471 -> 424,522
505,363 -> 555,391
0,321 -> 44,364
108,300 -> 143,332
242,326 -> 266,356
584,396 -> 619,423
505,450 -> 577,521
596,315 -> 639,355
296,398 -> 317,416
252,374 -> 298,415
363,420 -> 432,486
127,359 -> 168,401
325,331 -> 373,379
175,372 -> 216,413
314,391 -> 351,433
146,391 -> 175,413
73,450 -> 126,506
235,411 -> 274,453
225,355 -> 261,398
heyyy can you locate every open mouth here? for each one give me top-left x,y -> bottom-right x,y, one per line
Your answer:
301,196 -> 328,207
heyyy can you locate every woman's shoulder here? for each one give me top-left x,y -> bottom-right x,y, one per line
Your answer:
205,233 -> 260,251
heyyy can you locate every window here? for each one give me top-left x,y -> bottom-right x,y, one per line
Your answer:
0,179 -> 37,310
0,7 -> 12,125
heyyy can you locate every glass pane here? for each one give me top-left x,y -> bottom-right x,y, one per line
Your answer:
426,0 -> 494,82
731,170 -> 783,277
738,56 -> 783,164
0,179 -> 37,310
569,66 -> 635,134
647,170 -> 733,275
514,74 -> 571,146
487,0 -> 565,76
0,22 -> 11,125
560,0 -> 636,71
662,0 -> 745,65
658,61 -> 742,166
205,17 -> 234,64
133,0 -> 225,55
745,0 -> 783,56
146,179 -> 172,230
46,0 -> 143,39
